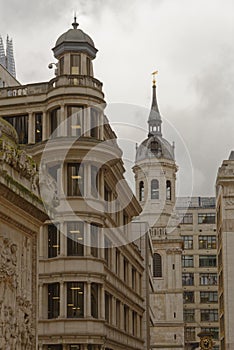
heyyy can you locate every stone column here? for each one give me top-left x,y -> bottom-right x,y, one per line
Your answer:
60,282 -> 66,318
84,107 -> 90,137
85,222 -> 91,256
38,284 -> 43,319
111,297 -> 116,325
28,112 -> 35,144
59,104 -> 66,136
86,282 -> 91,317
39,226 -> 45,258
99,227 -> 105,259
42,111 -> 48,141
59,222 -> 66,257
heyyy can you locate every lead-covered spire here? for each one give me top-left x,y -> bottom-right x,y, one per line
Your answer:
148,71 -> 162,137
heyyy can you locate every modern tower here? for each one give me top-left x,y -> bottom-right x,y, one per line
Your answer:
0,34 -> 16,78
133,73 -> 184,349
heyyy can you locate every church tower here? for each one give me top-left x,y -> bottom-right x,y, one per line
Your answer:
133,73 -> 184,349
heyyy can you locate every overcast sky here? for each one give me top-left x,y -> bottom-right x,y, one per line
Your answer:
1,0 -> 234,197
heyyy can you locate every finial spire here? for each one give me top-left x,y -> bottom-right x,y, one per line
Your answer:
72,13 -> 79,29
152,70 -> 158,87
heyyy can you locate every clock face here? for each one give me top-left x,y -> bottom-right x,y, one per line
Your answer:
200,337 -> 213,349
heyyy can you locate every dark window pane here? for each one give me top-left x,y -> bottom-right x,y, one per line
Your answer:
3,115 -> 28,144
153,253 -> 162,277
151,179 -> 159,199
67,222 -> 84,256
48,283 -> 60,319
48,224 -> 60,258
67,163 -> 84,196
67,282 -> 84,318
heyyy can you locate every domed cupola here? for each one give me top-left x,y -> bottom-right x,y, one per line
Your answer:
52,16 -> 98,76
135,72 -> 174,162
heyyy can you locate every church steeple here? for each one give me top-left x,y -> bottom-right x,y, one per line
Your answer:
148,71 -> 162,137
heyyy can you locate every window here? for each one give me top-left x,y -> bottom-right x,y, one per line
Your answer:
67,282 -> 84,318
132,311 -> 137,336
91,165 -> 99,198
183,291 -> 194,303
91,283 -> 99,318
200,291 -> 218,303
86,57 -> 91,76
132,268 -> 136,290
198,213 -> 216,224
67,163 -> 84,196
182,273 -> 194,286
153,253 -> 162,277
3,115 -> 28,144
104,237 -> 111,266
67,222 -> 84,256
184,309 -> 195,322
182,255 -> 194,267
48,346 -> 63,350
185,327 -> 196,341
199,236 -> 216,249
199,255 -> 216,267
200,273 -> 217,285
139,181 -> 144,201
90,108 -> 99,138
105,293 -> 111,323
50,108 -> 60,138
124,305 -> 129,332
60,56 -> 64,75
166,180 -> 171,200
35,113 -> 42,142
67,106 -> 83,137
91,224 -> 99,258
201,309 -> 218,322
201,328 -> 219,340
150,140 -> 160,153
115,249 -> 120,275
116,300 -> 121,328
151,179 -> 159,199
183,236 -> 193,249
48,283 -> 60,319
71,54 -> 81,74
179,213 -> 193,224
48,224 -> 60,258
123,258 -> 128,283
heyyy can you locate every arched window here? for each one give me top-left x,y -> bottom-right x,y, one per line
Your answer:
151,179 -> 159,199
153,253 -> 162,277
150,140 -> 159,154
139,181 -> 144,201
166,180 -> 171,200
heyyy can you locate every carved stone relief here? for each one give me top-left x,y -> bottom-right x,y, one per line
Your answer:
0,237 -> 34,349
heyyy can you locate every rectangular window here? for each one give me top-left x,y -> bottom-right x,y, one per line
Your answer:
124,305 -> 129,332
48,283 -> 60,319
86,57 -> 91,76
200,273 -> 217,285
60,56 -> 64,75
124,258 -> 128,283
50,108 -> 60,138
182,273 -> 194,286
67,282 -> 84,318
199,255 -> 216,267
184,309 -> 195,322
116,300 -> 121,328
183,235 -> 193,249
116,249 -> 120,275
67,163 -> 84,196
91,165 -> 99,198
48,223 -> 60,258
179,213 -> 193,224
71,54 -> 81,74
90,108 -> 99,138
200,291 -> 218,303
3,115 -> 28,144
35,113 -> 43,142
182,255 -> 194,267
91,224 -> 99,258
48,346 -> 63,350
67,106 -> 83,137
183,291 -> 194,303
104,236 -> 111,266
201,327 -> 219,340
199,235 -> 216,249
67,222 -> 84,256
198,213 -> 216,224
91,283 -> 99,318
105,292 -> 111,323
201,309 -> 218,322
132,267 -> 137,290
185,327 -> 196,341
132,311 -> 137,335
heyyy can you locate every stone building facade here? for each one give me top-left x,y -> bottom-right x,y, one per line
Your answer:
176,197 -> 219,350
0,117 -> 48,348
216,152 -> 234,350
0,19 -> 146,350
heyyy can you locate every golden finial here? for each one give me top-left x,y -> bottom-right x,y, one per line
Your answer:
152,70 -> 158,86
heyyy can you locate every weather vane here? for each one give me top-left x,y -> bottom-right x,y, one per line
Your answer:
152,70 -> 158,86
